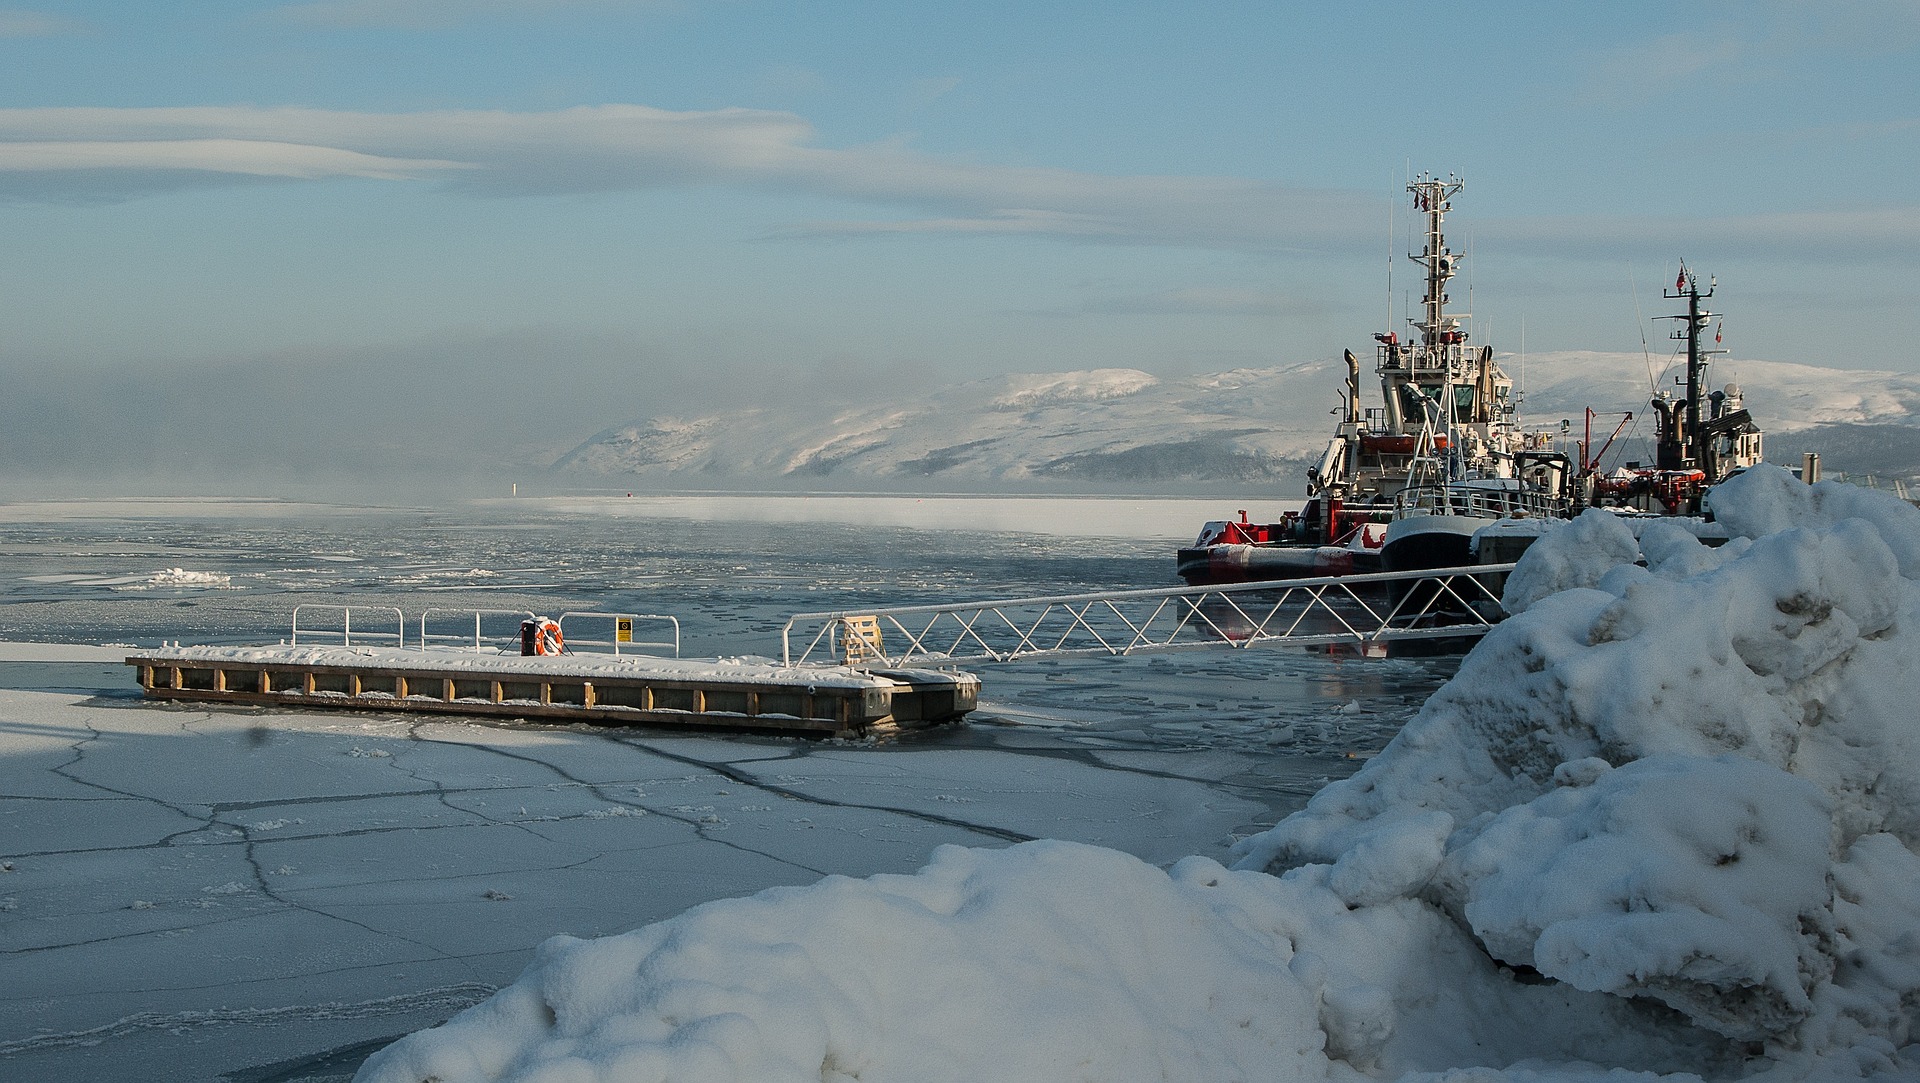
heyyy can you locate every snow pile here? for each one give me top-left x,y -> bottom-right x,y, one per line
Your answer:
356,465 -> 1920,1083
358,843 -> 1331,1083
1241,464 -> 1920,1069
354,839 -> 1730,1083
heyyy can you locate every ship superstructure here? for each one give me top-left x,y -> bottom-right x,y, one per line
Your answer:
1179,174 -> 1569,585
1588,265 -> 1764,514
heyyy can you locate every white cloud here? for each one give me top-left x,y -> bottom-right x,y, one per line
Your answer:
0,8 -> 81,36
1781,0 -> 1920,52
1075,287 -> 1329,318
1480,207 -> 1920,261
902,76 -> 962,111
779,209 -> 1128,239
0,138 -> 468,180
273,0 -> 677,30
1577,2 -> 1920,105
0,104 -> 1374,252
0,103 -> 1912,260
752,63 -> 829,100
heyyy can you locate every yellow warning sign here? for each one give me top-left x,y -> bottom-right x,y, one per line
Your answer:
616,618 -> 633,643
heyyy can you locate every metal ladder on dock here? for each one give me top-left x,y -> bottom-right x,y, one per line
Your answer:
781,563 -> 1516,667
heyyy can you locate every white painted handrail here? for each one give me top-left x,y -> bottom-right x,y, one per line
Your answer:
417,608 -> 537,653
557,612 -> 680,657
291,605 -> 406,648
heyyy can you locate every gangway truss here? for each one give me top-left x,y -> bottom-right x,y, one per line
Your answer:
781,563 -> 1517,667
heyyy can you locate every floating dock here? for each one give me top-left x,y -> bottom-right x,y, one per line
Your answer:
127,644 -> 978,738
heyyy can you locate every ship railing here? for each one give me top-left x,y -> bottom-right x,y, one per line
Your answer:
1831,473 -> 1914,502
779,563 -> 1518,668
557,612 -> 681,658
291,605 -> 407,648
1393,482 -> 1567,520
417,608 -> 537,653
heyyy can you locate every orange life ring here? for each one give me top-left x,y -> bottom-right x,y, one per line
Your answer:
535,619 -> 563,655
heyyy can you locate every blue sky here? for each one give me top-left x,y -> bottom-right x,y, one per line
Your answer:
1,1 -> 1916,486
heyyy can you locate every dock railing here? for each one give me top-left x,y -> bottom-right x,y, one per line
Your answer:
291,605 -> 406,648
286,607 -> 683,657
557,612 -> 681,658
780,563 -> 1516,667
417,608 -> 536,653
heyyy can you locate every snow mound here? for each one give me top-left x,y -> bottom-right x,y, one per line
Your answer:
357,842 -> 1334,1083
356,464 -> 1920,1083
355,840 -> 1738,1083
1239,464 -> 1920,1063
1443,755 -> 1835,1041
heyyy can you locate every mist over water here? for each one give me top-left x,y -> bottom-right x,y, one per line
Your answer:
0,331 -> 947,501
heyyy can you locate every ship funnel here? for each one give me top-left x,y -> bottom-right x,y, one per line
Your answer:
1474,345 -> 1496,423
1651,397 -> 1687,470
1343,350 -> 1362,422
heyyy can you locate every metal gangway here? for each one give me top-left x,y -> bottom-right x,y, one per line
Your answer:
781,563 -> 1517,668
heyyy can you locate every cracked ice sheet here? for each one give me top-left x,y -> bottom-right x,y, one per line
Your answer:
648,734 -> 1270,868
0,688 -> 1271,1083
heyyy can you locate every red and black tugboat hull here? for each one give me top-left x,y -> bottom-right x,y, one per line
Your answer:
1379,514 -> 1493,615
1175,543 -> 1384,587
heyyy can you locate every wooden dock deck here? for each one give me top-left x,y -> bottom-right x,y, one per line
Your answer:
127,644 -> 979,738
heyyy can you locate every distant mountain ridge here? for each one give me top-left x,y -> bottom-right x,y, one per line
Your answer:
551,354 -> 1920,490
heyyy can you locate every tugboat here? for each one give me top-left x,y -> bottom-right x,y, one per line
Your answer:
1177,173 -> 1571,586
1583,264 -> 1764,514
1466,265 -> 1767,570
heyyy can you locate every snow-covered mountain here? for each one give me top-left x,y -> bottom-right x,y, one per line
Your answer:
551,354 -> 1920,489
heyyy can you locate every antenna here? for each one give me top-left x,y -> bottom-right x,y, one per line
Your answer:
1519,317 -> 1526,400
1466,228 -> 1475,344
1385,182 -> 1394,333
1629,266 -> 1656,395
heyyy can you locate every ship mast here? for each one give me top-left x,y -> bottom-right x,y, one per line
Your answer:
1364,173 -> 1527,501
1407,173 -> 1465,480
1658,263 -> 1724,474
1411,174 -> 1463,376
